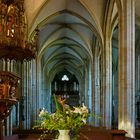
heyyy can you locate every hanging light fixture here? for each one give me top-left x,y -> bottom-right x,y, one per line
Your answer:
0,0 -> 38,61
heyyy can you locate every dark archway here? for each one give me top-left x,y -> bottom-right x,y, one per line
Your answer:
51,69 -> 79,112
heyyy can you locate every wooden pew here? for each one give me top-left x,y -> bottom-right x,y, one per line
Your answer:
78,125 -> 126,140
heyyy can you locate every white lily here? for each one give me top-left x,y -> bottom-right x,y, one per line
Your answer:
39,108 -> 48,117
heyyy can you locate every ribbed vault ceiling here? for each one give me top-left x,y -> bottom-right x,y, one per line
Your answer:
24,0 -> 140,80
24,0 -> 104,81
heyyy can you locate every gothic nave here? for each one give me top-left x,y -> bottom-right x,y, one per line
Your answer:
0,0 -> 140,139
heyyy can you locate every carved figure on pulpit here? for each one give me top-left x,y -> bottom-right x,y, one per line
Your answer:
6,4 -> 16,37
5,83 -> 10,98
0,84 -> 4,99
10,86 -> 16,98
0,83 -> 10,98
0,3 -> 7,34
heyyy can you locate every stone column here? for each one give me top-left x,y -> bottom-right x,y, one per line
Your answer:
19,62 -> 24,129
85,62 -> 90,108
101,0 -> 115,128
31,59 -> 38,124
94,41 -> 101,126
118,0 -> 135,138
88,62 -> 93,116
101,29 -> 113,129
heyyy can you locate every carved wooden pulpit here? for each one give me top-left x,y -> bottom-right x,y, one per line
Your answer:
0,71 -> 20,140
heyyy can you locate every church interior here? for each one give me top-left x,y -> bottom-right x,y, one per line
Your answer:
0,0 -> 140,139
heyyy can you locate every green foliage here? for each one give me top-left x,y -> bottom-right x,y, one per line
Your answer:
33,95 -> 93,139
33,104 -> 89,131
53,94 -> 63,112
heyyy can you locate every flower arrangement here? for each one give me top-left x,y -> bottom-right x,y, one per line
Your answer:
38,103 -> 88,131
33,95 -> 89,139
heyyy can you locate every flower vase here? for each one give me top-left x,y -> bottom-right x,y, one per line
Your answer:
58,130 -> 70,140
